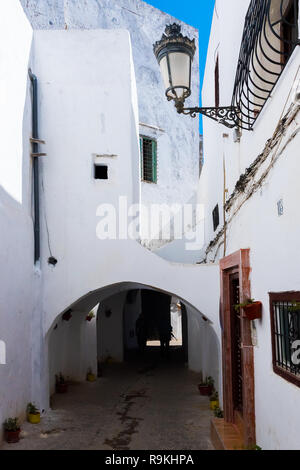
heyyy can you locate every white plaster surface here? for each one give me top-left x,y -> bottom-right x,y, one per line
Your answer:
20,0 -> 200,241
0,0 -> 37,441
199,0 -> 300,450
48,307 -> 98,395
27,28 -> 219,416
0,3 -> 220,448
97,293 -> 127,363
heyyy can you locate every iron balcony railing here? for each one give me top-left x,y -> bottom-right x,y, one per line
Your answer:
232,0 -> 300,130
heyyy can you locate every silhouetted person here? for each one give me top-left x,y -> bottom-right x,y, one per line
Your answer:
159,323 -> 172,358
135,313 -> 147,354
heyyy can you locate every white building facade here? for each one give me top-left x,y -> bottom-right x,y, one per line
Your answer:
0,0 -> 219,447
1,0 -> 300,452
20,0 -> 200,246
198,0 -> 300,450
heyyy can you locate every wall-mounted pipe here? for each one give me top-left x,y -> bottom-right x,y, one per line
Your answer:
29,69 -> 40,263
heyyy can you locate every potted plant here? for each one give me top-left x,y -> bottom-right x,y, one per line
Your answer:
210,391 -> 219,410
198,376 -> 214,396
86,368 -> 96,382
55,373 -> 68,393
214,407 -> 224,419
288,302 -> 300,312
3,418 -> 21,443
235,299 -> 262,321
27,402 -> 40,424
86,311 -> 95,322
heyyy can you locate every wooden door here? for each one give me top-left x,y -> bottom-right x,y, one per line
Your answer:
230,273 -> 243,415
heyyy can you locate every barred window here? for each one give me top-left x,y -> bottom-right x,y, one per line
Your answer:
140,136 -> 157,184
270,292 -> 300,387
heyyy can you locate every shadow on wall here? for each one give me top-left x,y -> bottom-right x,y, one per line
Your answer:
186,303 -> 221,396
97,291 -> 128,364
48,307 -> 98,395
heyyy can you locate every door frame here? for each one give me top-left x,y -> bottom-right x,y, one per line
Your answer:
220,249 -> 256,447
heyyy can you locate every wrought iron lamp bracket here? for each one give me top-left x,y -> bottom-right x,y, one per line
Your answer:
176,102 -> 239,129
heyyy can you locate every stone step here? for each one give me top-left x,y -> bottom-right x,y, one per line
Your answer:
211,418 -> 244,450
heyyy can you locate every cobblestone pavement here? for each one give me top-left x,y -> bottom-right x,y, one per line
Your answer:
2,348 -> 214,450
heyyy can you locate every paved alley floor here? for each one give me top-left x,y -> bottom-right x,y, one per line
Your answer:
2,348 -> 214,450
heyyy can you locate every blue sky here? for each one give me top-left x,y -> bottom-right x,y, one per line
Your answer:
147,0 -> 215,131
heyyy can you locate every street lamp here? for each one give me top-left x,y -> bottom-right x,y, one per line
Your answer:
153,24 -> 238,129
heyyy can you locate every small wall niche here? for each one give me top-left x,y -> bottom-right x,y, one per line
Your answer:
94,164 -> 108,180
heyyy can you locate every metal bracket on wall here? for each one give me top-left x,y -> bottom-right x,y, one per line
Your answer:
175,100 -> 239,129
31,153 -> 47,158
30,137 -> 46,145
30,137 -> 47,157
180,106 -> 239,129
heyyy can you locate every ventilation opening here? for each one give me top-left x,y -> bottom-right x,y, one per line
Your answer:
94,164 -> 108,180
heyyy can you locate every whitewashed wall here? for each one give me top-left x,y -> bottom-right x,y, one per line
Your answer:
123,291 -> 141,351
20,0 -> 200,243
48,308 -> 98,395
200,0 -> 300,450
0,0 -> 36,439
97,293 -> 127,363
0,3 -> 220,442
28,28 -> 220,413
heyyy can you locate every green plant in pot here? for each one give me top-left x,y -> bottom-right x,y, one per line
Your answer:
86,311 -> 95,322
210,391 -> 219,410
234,298 -> 262,321
3,418 -> 21,443
27,402 -> 41,424
214,407 -> 224,419
198,376 -> 214,396
288,302 -> 300,312
55,373 -> 68,394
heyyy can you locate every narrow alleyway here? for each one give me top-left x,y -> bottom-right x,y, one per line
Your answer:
3,348 -> 213,450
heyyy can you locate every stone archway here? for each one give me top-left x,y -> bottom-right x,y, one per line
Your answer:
46,281 -> 221,411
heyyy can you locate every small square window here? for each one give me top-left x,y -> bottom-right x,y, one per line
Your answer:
212,204 -> 219,232
94,164 -> 108,180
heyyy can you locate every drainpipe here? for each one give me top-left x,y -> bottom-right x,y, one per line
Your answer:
29,69 -> 41,263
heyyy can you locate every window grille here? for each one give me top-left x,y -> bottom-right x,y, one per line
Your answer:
140,136 -> 157,183
232,0 -> 299,130
270,292 -> 300,386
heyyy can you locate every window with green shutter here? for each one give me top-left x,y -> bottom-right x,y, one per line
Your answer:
140,136 -> 157,184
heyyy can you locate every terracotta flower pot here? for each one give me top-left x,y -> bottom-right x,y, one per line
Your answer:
56,383 -> 68,394
198,384 -> 213,396
242,301 -> 262,321
4,429 -> 21,444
